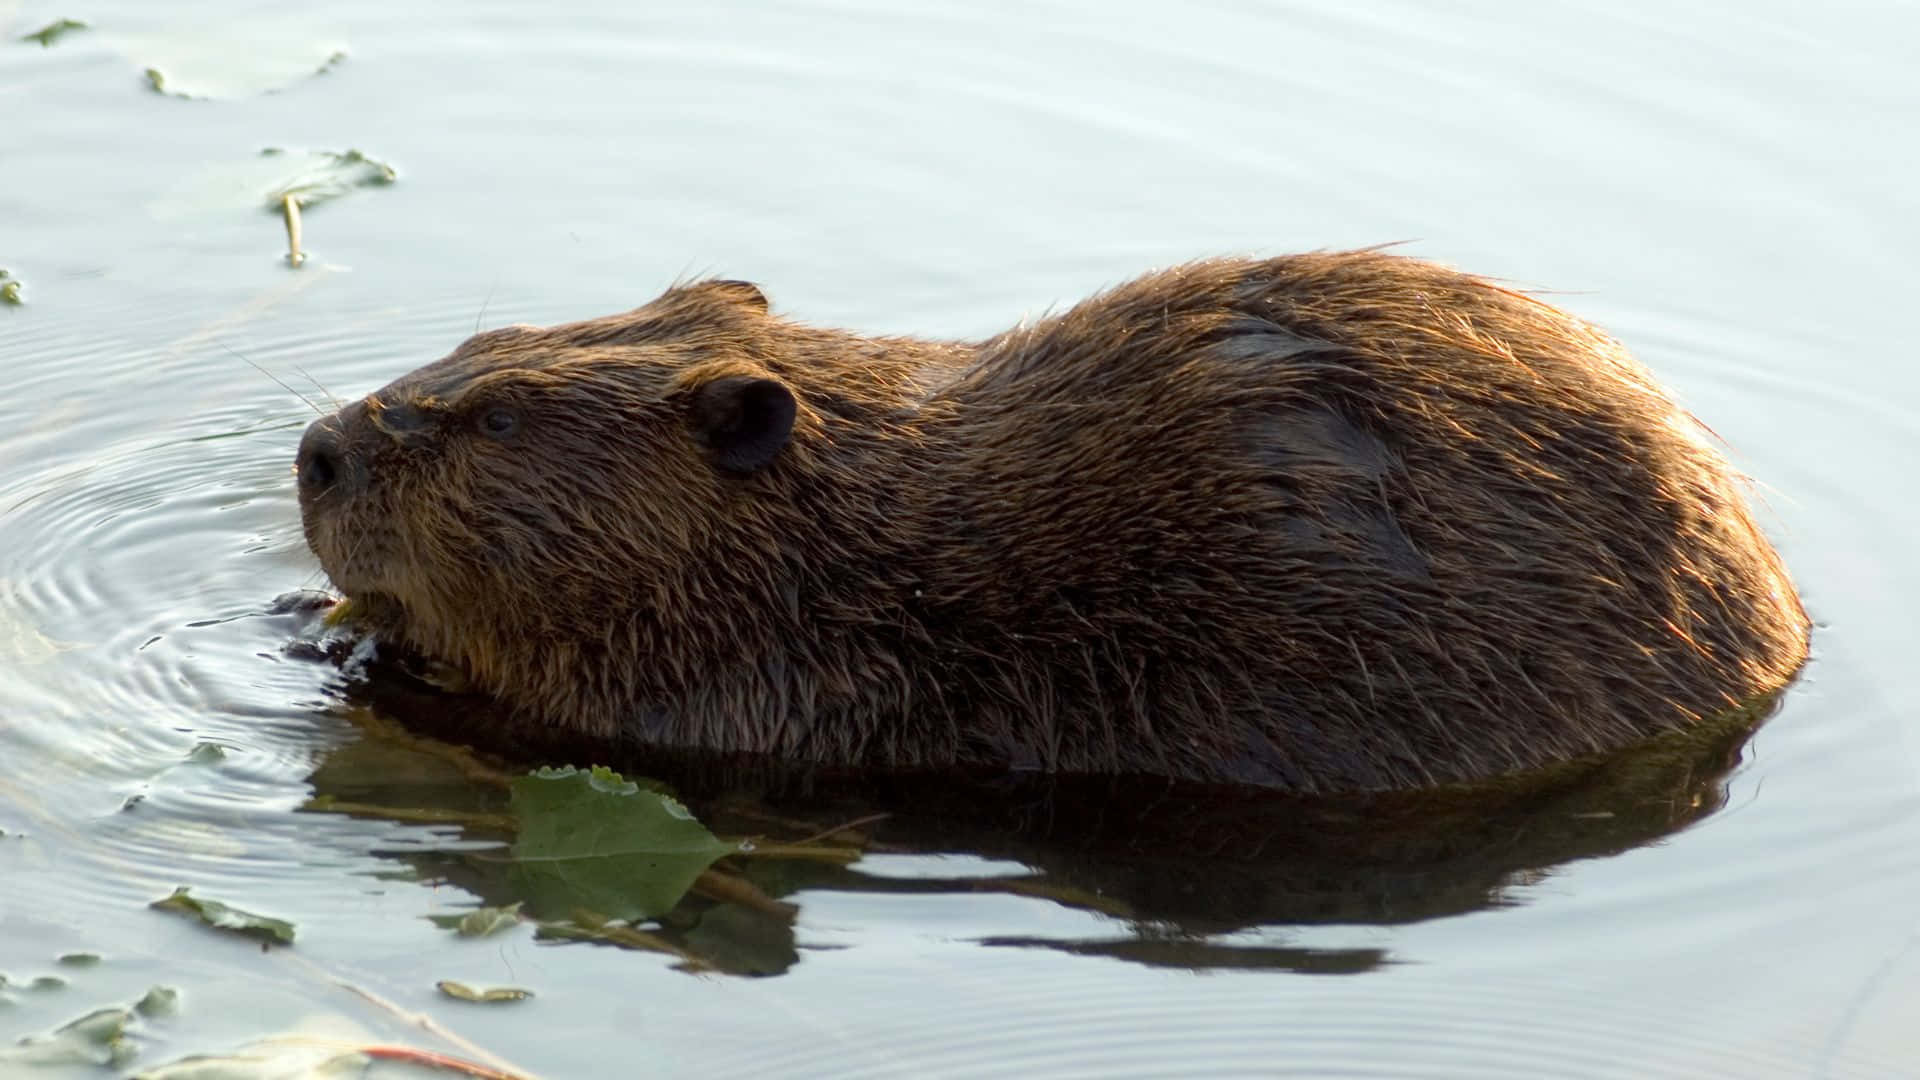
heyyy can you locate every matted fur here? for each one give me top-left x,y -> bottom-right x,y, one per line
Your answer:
296,251 -> 1808,793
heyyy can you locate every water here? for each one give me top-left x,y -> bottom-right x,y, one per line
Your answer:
3,0 -> 1917,1075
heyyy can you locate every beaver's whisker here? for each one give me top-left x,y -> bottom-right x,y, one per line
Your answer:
474,275 -> 500,336
335,526 -> 370,589
222,341 -> 326,417
292,364 -> 341,411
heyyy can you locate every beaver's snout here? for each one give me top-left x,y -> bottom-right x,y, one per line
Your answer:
295,417 -> 355,500
296,400 -> 392,596
295,401 -> 375,503
295,419 -> 341,495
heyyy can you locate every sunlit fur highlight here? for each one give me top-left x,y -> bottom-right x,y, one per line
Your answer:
297,251 -> 1808,793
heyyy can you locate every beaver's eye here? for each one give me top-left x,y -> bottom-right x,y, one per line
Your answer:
478,407 -> 521,440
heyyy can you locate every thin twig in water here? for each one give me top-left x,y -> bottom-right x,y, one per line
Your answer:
692,867 -> 799,923
792,811 -> 892,847
297,956 -> 540,1079
359,1045 -> 531,1080
727,842 -> 863,864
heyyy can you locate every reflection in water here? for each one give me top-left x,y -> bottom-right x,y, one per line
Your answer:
297,627 -> 1777,978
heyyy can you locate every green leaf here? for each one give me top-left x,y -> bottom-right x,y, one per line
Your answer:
427,902 -> 523,938
0,269 -> 22,307
0,1006 -> 135,1068
507,766 -> 739,922
19,18 -> 88,47
55,953 -> 101,968
149,888 -> 296,946
435,980 -> 533,1004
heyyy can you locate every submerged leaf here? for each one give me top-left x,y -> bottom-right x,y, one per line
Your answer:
19,18 -> 88,47
148,148 -> 398,224
134,1046 -> 370,1079
259,147 -> 397,210
185,742 -> 228,765
428,902 -> 524,938
508,766 -> 739,921
0,1006 -> 135,1068
149,888 -> 296,946
135,1014 -> 384,1078
118,18 -> 347,100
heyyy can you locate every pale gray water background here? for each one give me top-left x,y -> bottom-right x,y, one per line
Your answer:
2,0 -> 1918,1076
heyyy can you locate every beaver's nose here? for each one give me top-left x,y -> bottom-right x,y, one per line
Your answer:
296,415 -> 368,499
296,418 -> 342,495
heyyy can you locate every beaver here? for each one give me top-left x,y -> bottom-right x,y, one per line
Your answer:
294,250 -> 1808,793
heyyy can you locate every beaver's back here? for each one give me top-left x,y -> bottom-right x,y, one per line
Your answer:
910,253 -> 1806,790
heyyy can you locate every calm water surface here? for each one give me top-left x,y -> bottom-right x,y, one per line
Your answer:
3,1 -> 1918,1076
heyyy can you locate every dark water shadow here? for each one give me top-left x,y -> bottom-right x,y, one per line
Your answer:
294,627 -> 1778,979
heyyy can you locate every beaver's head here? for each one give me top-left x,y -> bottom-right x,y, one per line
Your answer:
294,280 -> 811,734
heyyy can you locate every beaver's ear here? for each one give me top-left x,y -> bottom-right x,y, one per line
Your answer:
687,374 -> 796,472
697,279 -> 769,314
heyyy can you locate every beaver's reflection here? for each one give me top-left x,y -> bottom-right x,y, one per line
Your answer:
302,649 -> 1774,978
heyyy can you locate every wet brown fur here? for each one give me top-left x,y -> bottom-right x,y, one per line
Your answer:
296,251 -> 1809,793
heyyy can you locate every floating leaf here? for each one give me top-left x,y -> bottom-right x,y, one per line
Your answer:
428,902 -> 523,938
0,1006 -> 135,1068
134,985 -> 180,1017
19,18 -> 88,47
259,147 -> 397,211
184,742 -> 228,765
55,953 -> 101,968
508,766 -> 739,922
27,975 -> 67,992
150,888 -> 296,946
148,148 -> 398,226
115,18 -> 347,100
0,269 -> 21,306
435,980 -> 532,1004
